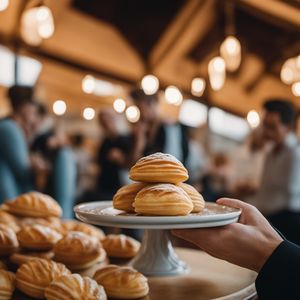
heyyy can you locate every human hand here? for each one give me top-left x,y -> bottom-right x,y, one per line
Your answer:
172,198 -> 283,272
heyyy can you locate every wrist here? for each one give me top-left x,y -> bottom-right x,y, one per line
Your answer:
255,238 -> 283,272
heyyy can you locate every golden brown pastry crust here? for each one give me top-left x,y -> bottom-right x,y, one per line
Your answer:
45,274 -> 107,300
102,234 -> 140,258
93,265 -> 149,299
129,152 -> 189,184
2,192 -> 62,218
59,220 -> 105,240
0,270 -> 15,300
177,183 -> 205,213
53,231 -> 106,271
19,217 -> 62,232
0,210 -> 20,232
113,183 -> 148,213
16,258 -> 70,299
10,250 -> 54,266
0,224 -> 19,257
17,225 -> 62,251
134,183 -> 193,216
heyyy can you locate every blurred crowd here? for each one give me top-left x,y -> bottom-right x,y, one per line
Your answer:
1,85 -> 300,246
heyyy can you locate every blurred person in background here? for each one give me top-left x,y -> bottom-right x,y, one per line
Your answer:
231,129 -> 268,203
0,86 -> 36,202
185,128 -> 208,187
200,152 -> 233,202
91,109 -> 140,239
95,109 -> 132,200
30,103 -> 76,218
129,88 -> 189,165
256,99 -> 300,245
70,133 -> 93,198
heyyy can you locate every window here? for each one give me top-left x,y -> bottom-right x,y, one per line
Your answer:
0,45 -> 42,87
179,99 -> 208,127
208,107 -> 250,141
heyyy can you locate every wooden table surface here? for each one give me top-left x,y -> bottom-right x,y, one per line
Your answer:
12,247 -> 257,300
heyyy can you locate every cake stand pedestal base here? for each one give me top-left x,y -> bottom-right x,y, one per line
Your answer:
128,229 -> 188,276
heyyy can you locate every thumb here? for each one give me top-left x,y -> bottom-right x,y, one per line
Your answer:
216,198 -> 261,225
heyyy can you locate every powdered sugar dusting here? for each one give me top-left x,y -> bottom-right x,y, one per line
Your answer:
136,152 -> 184,166
142,183 -> 188,197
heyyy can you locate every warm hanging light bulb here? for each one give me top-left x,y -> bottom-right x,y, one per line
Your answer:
82,75 -> 95,94
21,5 -> 55,45
53,100 -> 67,116
141,74 -> 159,95
247,110 -> 260,128
36,6 -> 55,39
292,82 -> 300,97
21,9 -> 42,45
280,57 -> 300,85
191,78 -> 206,97
165,86 -> 183,106
220,36 -> 241,72
83,107 -> 95,120
208,57 -> 226,91
126,105 -> 140,123
113,98 -> 126,113
0,0 -> 9,11
281,66 -> 294,85
281,58 -> 295,84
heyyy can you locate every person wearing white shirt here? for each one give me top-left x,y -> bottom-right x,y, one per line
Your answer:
255,99 -> 300,245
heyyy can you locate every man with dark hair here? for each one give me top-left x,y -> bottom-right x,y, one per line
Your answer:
129,88 -> 189,165
96,109 -> 132,198
255,98 -> 300,244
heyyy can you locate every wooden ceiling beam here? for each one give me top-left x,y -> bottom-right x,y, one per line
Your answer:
238,0 -> 300,29
0,36 -> 138,87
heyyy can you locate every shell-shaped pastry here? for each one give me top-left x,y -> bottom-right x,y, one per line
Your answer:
129,152 -> 189,184
0,210 -> 20,232
177,183 -> 205,213
59,220 -> 105,240
0,224 -> 19,257
53,231 -> 106,271
16,258 -> 70,299
0,270 -> 15,300
134,183 -> 193,216
10,250 -> 54,266
2,192 -> 62,218
17,225 -> 62,250
102,234 -> 140,258
19,217 -> 62,232
45,274 -> 107,300
93,265 -> 149,299
113,183 -> 148,213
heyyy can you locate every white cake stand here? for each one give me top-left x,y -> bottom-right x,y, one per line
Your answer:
74,201 -> 241,277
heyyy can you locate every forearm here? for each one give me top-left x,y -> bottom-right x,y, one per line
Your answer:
256,240 -> 300,300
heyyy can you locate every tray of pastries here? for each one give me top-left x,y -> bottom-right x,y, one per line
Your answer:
0,191 -> 149,300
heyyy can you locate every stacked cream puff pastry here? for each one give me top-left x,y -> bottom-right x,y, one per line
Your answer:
114,152 -> 205,216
